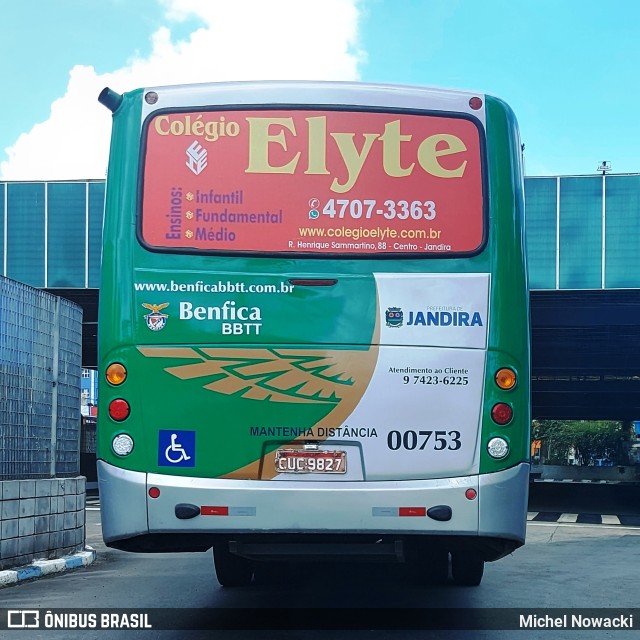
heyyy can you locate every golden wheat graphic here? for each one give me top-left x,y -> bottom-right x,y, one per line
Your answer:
138,307 -> 381,479
138,347 -> 359,404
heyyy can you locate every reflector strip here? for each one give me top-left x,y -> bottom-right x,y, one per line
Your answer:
372,507 -> 399,517
372,507 -> 426,517
200,506 -> 256,516
399,507 -> 427,517
201,506 -> 228,516
229,507 -> 256,516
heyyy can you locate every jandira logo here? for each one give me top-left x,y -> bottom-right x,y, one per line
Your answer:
406,309 -> 483,327
386,307 -> 404,328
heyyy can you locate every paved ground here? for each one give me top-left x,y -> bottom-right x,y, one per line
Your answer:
3,482 -> 639,592
527,511 -> 640,525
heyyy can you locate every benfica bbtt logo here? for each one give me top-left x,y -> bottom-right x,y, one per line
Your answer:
142,302 -> 169,331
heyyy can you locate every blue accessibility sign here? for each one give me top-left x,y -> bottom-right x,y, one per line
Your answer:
158,430 -> 196,467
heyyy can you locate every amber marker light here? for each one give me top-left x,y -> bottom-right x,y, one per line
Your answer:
106,363 -> 127,385
495,368 -> 517,390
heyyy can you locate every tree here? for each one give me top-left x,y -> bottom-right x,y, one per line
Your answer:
532,420 -> 630,466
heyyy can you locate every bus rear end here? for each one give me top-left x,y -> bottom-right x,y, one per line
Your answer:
98,81 -> 529,587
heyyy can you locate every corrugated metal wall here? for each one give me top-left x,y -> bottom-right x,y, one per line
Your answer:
0,277 -> 82,479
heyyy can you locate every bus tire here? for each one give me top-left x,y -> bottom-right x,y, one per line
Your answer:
407,548 -> 449,585
213,543 -> 253,587
451,551 -> 484,586
253,560 -> 291,585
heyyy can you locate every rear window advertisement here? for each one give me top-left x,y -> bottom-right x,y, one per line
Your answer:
141,109 -> 484,255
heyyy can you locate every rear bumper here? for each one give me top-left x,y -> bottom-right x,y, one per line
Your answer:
98,460 -> 528,554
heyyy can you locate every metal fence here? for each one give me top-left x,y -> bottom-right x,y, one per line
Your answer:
0,277 -> 82,479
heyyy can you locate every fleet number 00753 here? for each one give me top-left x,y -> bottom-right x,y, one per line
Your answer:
387,429 -> 462,451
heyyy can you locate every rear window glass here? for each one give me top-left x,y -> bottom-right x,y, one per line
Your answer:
140,108 -> 485,256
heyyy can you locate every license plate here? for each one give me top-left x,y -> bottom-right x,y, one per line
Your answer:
275,449 -> 347,474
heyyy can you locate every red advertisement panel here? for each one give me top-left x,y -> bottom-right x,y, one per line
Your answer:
141,109 -> 484,255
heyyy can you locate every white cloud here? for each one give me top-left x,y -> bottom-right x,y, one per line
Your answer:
1,0 -> 364,180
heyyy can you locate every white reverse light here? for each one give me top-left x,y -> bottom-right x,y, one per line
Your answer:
112,434 -> 134,456
487,437 -> 509,459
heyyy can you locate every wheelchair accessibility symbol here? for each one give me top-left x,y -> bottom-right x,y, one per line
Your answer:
165,433 -> 191,463
158,430 -> 195,467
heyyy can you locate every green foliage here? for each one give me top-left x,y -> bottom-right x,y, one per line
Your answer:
532,420 -> 630,466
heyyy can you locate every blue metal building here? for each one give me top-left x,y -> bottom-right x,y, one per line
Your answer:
1,175 -> 640,419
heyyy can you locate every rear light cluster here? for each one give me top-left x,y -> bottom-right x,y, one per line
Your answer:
106,362 -> 134,456
106,363 -> 127,385
487,367 -> 517,460
491,402 -> 513,425
112,434 -> 134,456
109,398 -> 130,421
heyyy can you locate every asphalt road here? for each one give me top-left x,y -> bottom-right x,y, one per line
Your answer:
528,481 -> 640,515
2,484 -> 640,639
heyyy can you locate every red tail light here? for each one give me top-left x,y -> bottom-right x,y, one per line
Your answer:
109,399 -> 130,421
491,403 -> 513,425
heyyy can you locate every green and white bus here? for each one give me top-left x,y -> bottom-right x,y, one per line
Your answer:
97,80 -> 529,587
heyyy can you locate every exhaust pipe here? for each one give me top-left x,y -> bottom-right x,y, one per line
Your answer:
98,87 -> 123,113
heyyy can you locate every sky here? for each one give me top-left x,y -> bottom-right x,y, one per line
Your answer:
1,0 -> 639,180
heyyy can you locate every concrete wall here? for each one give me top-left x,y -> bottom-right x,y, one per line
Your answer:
533,464 -> 640,482
0,477 -> 86,570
